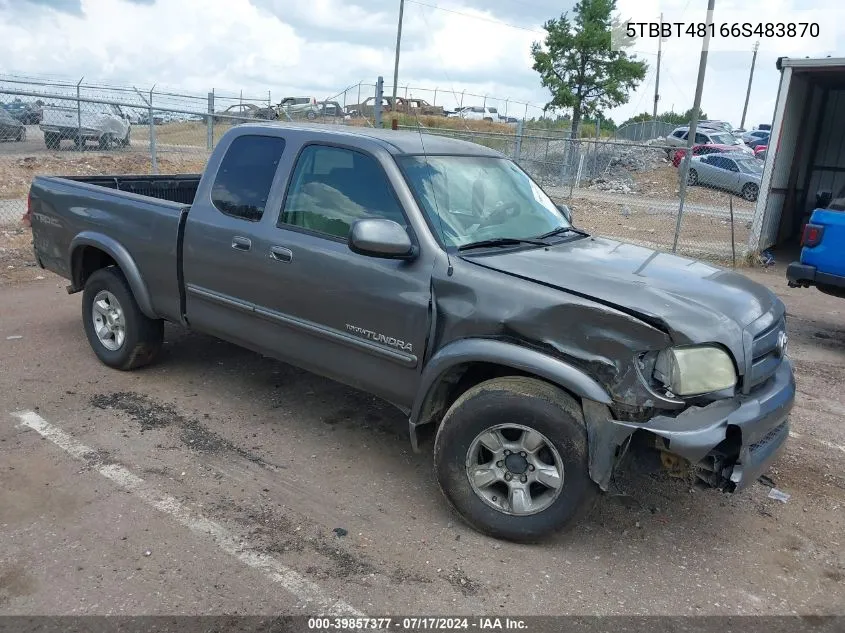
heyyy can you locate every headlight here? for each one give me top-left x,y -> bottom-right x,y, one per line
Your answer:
653,345 -> 736,396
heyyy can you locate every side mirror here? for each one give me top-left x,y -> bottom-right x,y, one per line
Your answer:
349,219 -> 417,259
557,203 -> 573,224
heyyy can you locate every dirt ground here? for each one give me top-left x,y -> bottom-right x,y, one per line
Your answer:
1,240 -> 843,617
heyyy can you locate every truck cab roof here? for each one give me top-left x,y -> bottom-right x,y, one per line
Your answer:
230,121 -> 503,158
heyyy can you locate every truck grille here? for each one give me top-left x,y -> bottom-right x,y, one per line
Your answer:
743,315 -> 786,393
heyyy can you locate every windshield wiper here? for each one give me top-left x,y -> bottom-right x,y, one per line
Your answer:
458,237 -> 549,251
535,225 -> 590,240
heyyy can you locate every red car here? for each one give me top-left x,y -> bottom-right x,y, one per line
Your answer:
672,143 -> 738,168
754,145 -> 768,158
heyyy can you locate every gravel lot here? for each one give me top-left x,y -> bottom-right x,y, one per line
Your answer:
1,250 -> 843,617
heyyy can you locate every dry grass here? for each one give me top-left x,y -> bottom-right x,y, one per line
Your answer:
633,163 -> 757,210
133,121 -> 226,147
0,152 -> 208,200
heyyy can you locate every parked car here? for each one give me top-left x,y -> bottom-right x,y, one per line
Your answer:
687,152 -> 764,200
671,143 -> 738,168
215,103 -> 277,124
742,129 -> 770,145
394,98 -> 444,117
39,101 -> 131,149
787,188 -> 845,298
746,133 -> 770,150
447,106 -> 499,121
26,123 -> 794,542
314,101 -> 350,119
278,96 -> 319,120
2,100 -> 41,124
754,145 -> 768,159
755,123 -> 771,131
344,96 -> 394,118
664,126 -> 751,155
0,108 -> 26,141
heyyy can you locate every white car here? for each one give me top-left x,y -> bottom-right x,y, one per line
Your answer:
664,126 -> 752,154
40,102 -> 131,150
448,105 -> 499,121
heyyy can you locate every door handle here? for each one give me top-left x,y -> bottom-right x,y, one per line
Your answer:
232,236 -> 252,251
269,245 -> 293,263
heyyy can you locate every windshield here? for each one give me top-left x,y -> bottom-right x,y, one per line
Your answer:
711,133 -> 738,145
398,155 -> 570,248
736,159 -> 763,174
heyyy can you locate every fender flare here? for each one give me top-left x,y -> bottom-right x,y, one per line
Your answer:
409,338 -> 612,427
69,232 -> 157,319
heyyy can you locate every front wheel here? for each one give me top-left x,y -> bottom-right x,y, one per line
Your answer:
434,376 -> 598,542
82,267 -> 164,370
306,110 -> 317,120
742,182 -> 759,201
45,132 -> 60,150
687,168 -> 698,185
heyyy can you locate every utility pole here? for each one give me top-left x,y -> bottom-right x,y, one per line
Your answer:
653,12 -> 662,119
740,40 -> 760,130
391,0 -> 405,112
673,0 -> 715,253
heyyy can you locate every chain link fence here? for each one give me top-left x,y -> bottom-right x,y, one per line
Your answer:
1,75 -> 764,267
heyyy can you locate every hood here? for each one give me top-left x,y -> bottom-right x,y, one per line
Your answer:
464,236 -> 779,349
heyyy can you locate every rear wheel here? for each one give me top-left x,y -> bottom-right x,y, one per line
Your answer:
74,135 -> 84,150
306,110 -> 317,120
120,128 -> 131,147
98,134 -> 112,150
434,376 -> 598,542
742,182 -> 759,201
81,267 -> 164,370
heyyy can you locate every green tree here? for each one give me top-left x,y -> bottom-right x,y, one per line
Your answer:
531,0 -> 647,139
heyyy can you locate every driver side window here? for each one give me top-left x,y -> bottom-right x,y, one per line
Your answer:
279,145 -> 407,240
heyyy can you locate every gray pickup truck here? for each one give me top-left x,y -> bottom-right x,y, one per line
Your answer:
27,123 -> 795,541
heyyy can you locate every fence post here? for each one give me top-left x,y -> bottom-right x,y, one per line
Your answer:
149,86 -> 157,174
357,82 -> 361,109
76,77 -> 83,152
207,91 -> 214,151
523,102 -> 528,122
514,119 -> 523,162
433,87 -> 437,106
374,76 -> 384,128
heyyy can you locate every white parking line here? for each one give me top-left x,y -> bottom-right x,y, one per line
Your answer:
11,410 -> 364,617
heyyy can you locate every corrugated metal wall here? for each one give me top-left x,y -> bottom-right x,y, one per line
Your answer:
803,90 -> 845,214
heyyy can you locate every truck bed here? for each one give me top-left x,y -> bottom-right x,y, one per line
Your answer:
59,174 -> 201,205
28,174 -> 199,323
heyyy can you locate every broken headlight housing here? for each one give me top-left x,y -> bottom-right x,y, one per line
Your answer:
653,345 -> 736,397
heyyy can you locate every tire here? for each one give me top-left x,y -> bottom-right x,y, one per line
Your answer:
483,117 -> 494,122
433,376 -> 598,542
98,134 -> 112,150
81,267 -> 164,370
74,135 -> 84,150
742,182 -> 759,202
306,110 -> 317,120
687,168 -> 698,185
120,127 -> 131,147
45,132 -> 60,150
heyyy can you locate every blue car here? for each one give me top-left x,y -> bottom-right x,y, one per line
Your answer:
787,189 -> 845,298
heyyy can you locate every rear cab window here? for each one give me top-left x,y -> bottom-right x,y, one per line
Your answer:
211,134 -> 286,221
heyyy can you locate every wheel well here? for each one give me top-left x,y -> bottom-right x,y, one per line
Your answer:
73,246 -> 118,289
417,362 -> 581,430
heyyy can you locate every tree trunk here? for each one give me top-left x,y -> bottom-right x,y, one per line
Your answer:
570,103 -> 582,140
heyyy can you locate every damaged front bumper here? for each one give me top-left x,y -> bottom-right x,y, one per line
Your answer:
588,359 -> 795,491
